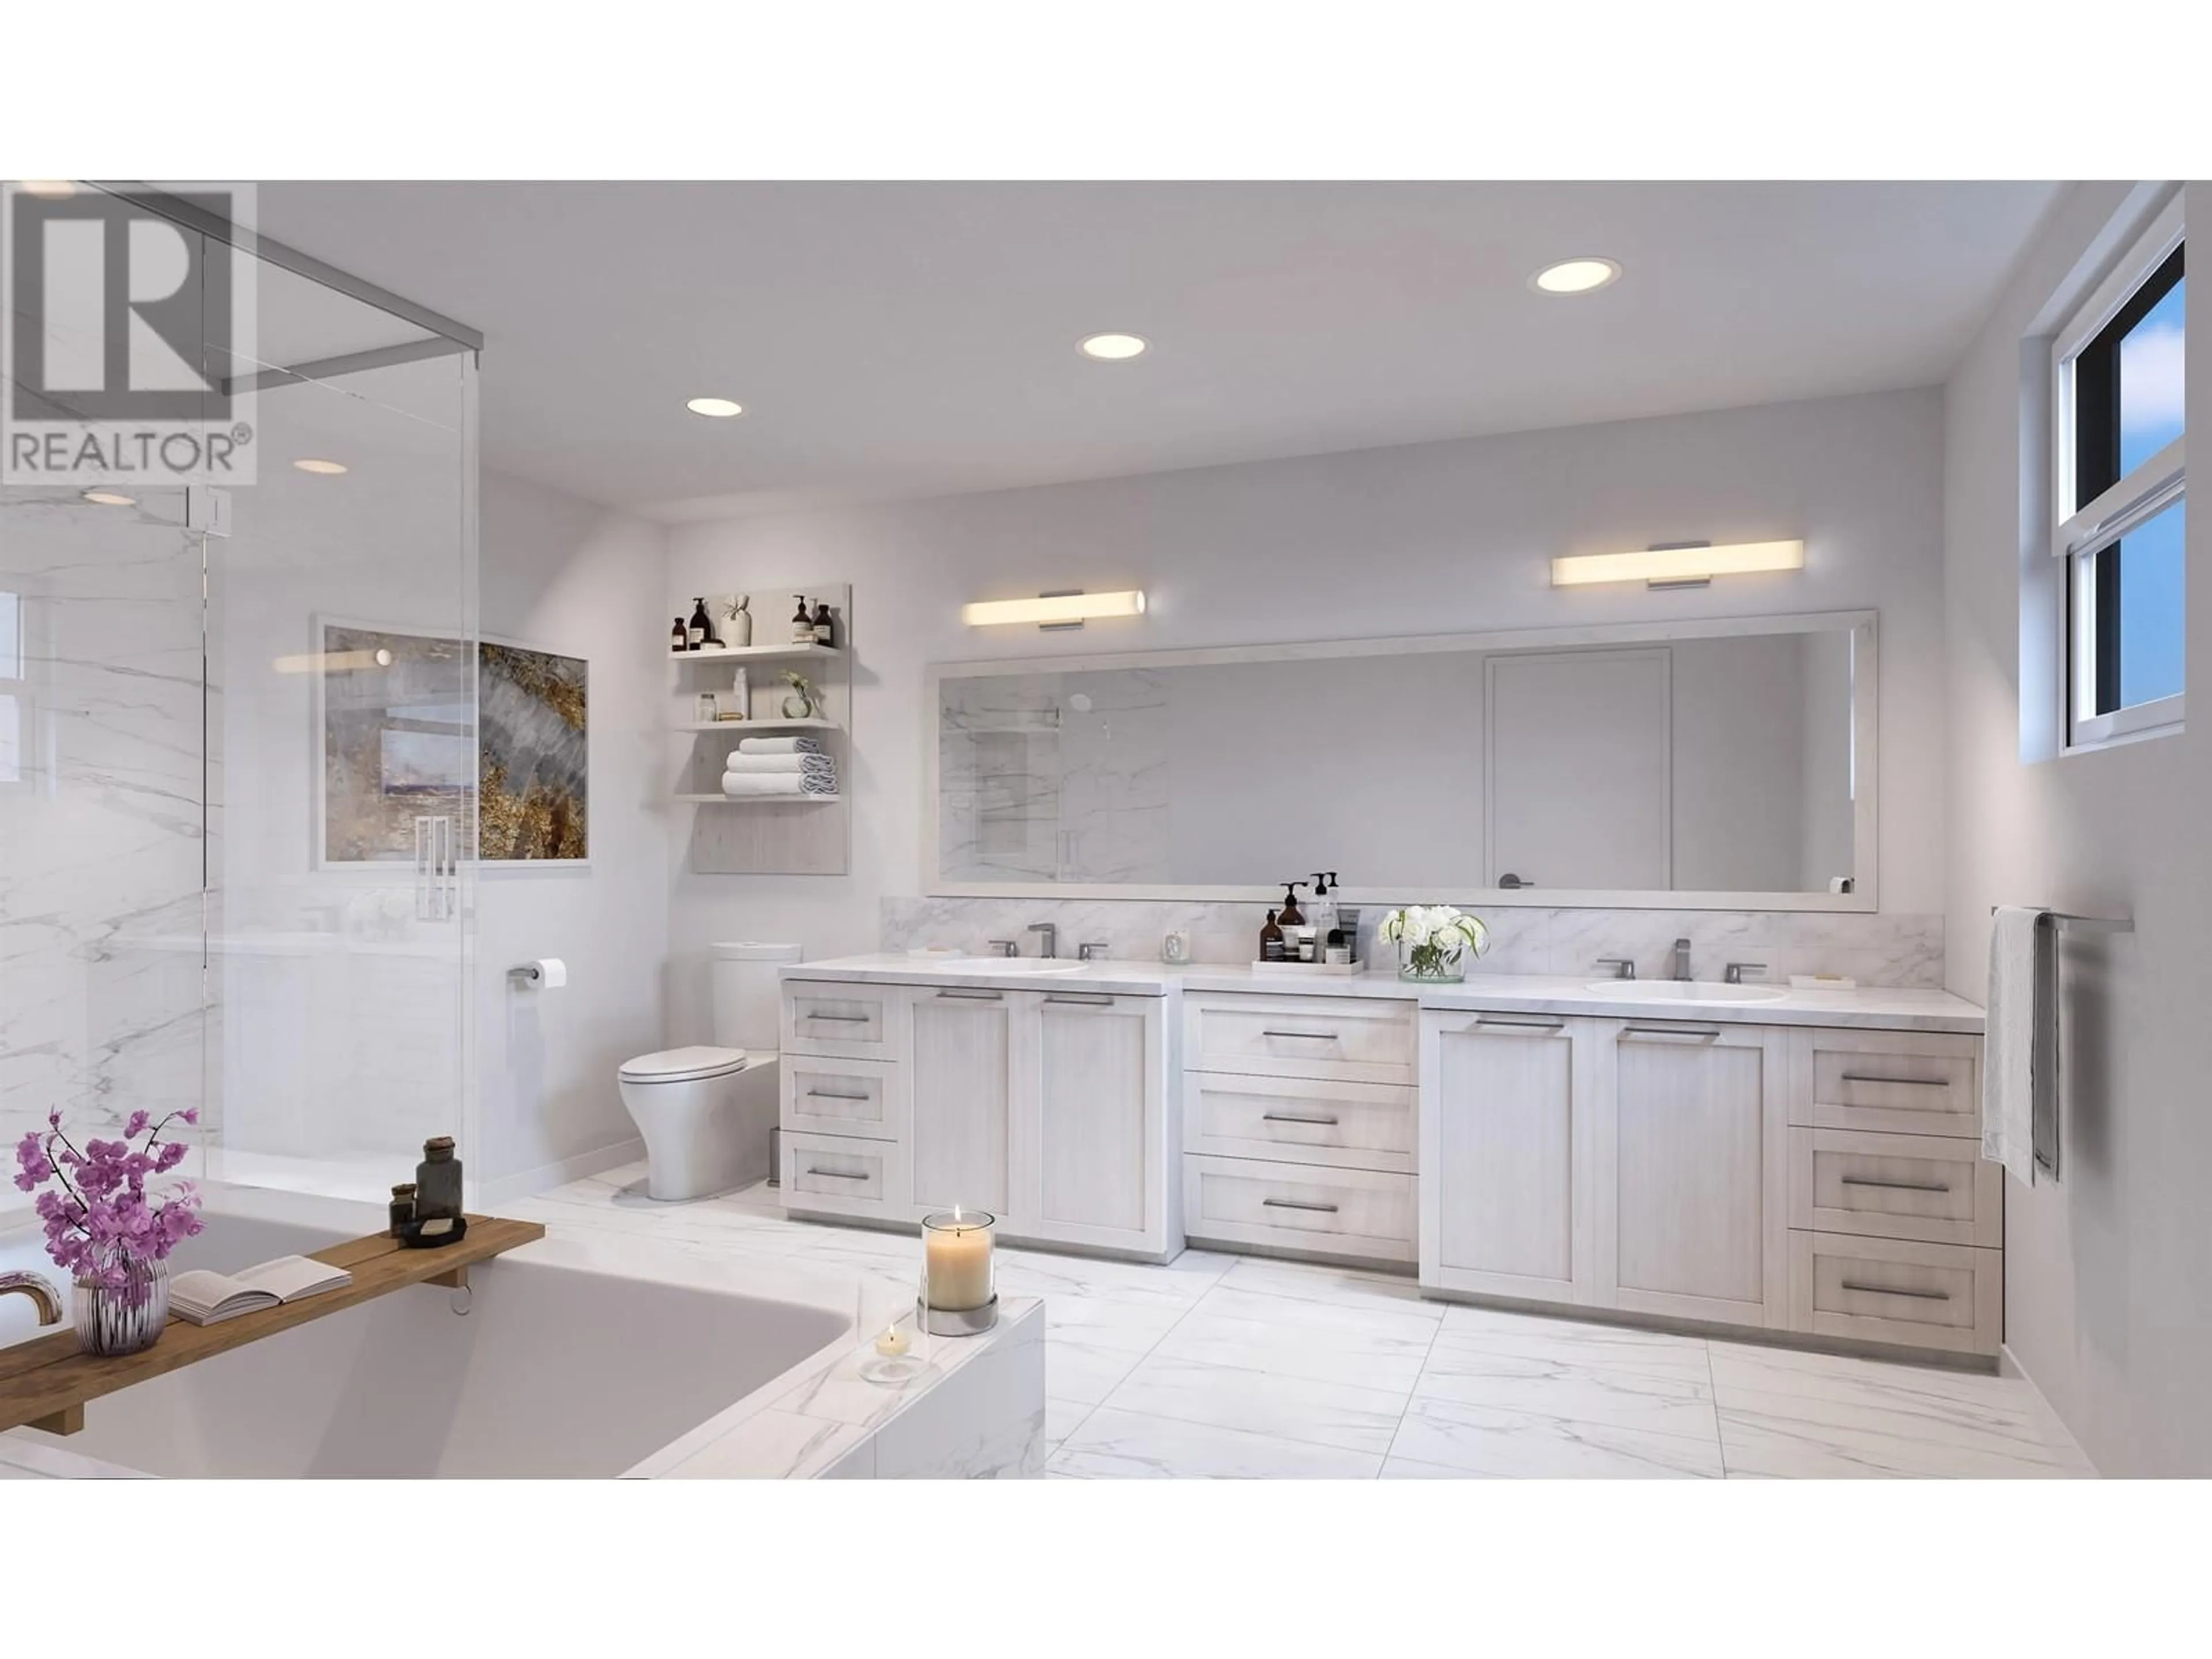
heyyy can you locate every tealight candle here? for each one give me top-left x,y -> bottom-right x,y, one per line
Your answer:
873,1324 -> 911,1358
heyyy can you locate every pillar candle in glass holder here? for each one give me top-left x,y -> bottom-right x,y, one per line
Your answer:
921,1208 -> 995,1311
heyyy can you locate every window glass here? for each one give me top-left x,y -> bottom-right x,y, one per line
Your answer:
2115,496 -> 2186,709
2120,272 -> 2186,476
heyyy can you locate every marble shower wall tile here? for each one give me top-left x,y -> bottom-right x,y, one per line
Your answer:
882,897 -> 1944,987
2,501 -> 210,1181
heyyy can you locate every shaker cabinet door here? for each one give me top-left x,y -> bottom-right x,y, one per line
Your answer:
1597,1020 -> 1788,1328
908,989 -> 1014,1214
1420,1012 -> 1593,1304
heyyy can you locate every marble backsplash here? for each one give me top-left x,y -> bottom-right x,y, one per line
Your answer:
881,896 -> 1945,989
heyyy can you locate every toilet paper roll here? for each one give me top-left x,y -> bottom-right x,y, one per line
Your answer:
529,958 -> 567,988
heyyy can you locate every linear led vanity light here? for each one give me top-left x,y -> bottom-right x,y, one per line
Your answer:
1550,540 -> 1805,589
961,589 -> 1147,630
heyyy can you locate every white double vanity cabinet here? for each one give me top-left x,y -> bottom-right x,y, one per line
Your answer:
779,959 -> 1997,1361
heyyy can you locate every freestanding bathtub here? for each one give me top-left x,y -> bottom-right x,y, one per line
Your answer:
0,1186 -> 1040,1479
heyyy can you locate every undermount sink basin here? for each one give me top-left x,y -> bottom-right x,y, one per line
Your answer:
1581,979 -> 1789,1005
935,958 -> 1091,976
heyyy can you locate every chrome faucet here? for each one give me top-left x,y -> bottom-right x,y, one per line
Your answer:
1,1271 -> 65,1328
1594,957 -> 1637,980
1078,941 -> 1111,961
1671,938 -> 1692,981
1724,962 -> 1767,985
1028,922 -> 1059,960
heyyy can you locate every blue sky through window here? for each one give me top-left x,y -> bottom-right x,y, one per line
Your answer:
2118,497 -> 2185,709
2119,275 -> 2184,476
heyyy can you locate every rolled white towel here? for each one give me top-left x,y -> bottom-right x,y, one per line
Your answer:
721,768 -> 836,797
735,735 -> 823,756
722,751 -> 837,774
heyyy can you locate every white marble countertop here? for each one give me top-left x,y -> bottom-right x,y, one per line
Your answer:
785,956 -> 1984,1032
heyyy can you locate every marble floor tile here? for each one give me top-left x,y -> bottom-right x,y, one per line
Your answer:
1046,1330 -> 1156,1407
1389,1395 -> 1723,1479
1153,1312 -> 1435,1395
1714,1384 -> 2079,1479
1103,1350 -> 1414,1455
1414,1350 -> 1721,1441
1190,1283 -> 1445,1344
1046,1397 -> 1097,1450
1707,1340 -> 2033,1419
1378,1455 -> 1492,1479
1049,1406 -> 1386,1479
1433,1304 -> 1714,1381
1212,1257 -> 1441,1317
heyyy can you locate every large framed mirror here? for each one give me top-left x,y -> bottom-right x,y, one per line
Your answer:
924,611 -> 1876,911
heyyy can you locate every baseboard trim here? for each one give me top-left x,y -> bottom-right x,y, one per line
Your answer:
475,1138 -> 645,1208
1999,1341 -> 2100,1477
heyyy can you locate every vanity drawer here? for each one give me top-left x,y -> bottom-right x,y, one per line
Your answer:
1799,1029 -> 1982,1138
781,1130 -> 907,1214
1787,1231 -> 2001,1357
1183,1153 -> 1415,1263
782,1055 -> 908,1142
1183,1071 -> 1415,1173
1788,1127 -> 2002,1248
783,982 -> 903,1059
1185,993 -> 1416,1086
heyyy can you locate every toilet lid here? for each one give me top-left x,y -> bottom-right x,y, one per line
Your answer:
619,1044 -> 748,1084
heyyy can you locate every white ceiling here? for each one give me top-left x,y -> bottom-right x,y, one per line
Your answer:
253,181 -> 2059,520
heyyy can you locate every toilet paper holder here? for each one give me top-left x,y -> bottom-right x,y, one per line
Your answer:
509,959 -> 567,988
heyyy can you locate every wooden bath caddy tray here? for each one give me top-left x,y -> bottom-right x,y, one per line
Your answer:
0,1214 -> 545,1437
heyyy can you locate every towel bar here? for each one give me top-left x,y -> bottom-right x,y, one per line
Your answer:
1990,907 -> 2133,934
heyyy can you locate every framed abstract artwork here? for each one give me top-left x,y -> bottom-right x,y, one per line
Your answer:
316,620 -> 588,868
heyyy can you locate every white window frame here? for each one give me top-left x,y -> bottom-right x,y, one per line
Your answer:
0,589 -> 24,789
2051,193 -> 2187,753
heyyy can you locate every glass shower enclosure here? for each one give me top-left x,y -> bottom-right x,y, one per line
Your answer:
1,182 -> 480,1237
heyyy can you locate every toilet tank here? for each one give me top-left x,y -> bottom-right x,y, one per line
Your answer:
711,941 -> 804,1051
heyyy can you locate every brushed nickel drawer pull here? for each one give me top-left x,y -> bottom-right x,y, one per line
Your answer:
1475,1016 -> 1566,1032
1839,1072 -> 1948,1087
804,1088 -> 873,1102
1840,1279 -> 1952,1301
1623,1025 -> 1722,1040
938,988 -> 1005,1000
1044,993 -> 1117,1006
1840,1176 -> 1952,1194
1262,1029 -> 1338,1041
804,1166 -> 873,1181
803,1011 -> 871,1023
1263,1197 -> 1340,1213
1262,1112 -> 1341,1126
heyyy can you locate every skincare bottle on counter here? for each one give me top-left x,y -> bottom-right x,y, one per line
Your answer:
414,1136 -> 463,1224
811,600 -> 835,646
1260,909 -> 1286,962
1277,881 -> 1308,929
730,666 -> 750,719
687,599 -> 713,650
670,616 -> 687,653
389,1183 -> 416,1238
791,595 -> 815,644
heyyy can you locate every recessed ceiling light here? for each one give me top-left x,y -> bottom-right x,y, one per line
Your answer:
293,458 -> 349,475
81,487 -> 135,507
18,180 -> 77,199
685,396 -> 745,418
1079,333 -> 1149,361
1531,257 -> 1622,296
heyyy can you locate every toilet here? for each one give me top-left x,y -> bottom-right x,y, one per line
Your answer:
618,941 -> 801,1201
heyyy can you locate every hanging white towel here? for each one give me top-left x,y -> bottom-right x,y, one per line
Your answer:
734,735 -> 823,756
1982,906 -> 2049,1186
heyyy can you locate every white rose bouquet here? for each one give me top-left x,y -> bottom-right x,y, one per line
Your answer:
1377,904 -> 1488,982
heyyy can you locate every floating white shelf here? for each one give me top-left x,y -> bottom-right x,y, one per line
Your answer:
671,717 -> 839,733
673,793 -> 843,805
670,642 -> 842,662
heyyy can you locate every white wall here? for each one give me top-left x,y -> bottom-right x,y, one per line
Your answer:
664,385 -> 1948,1038
475,471 -> 671,1196
1944,180 -> 2212,1475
